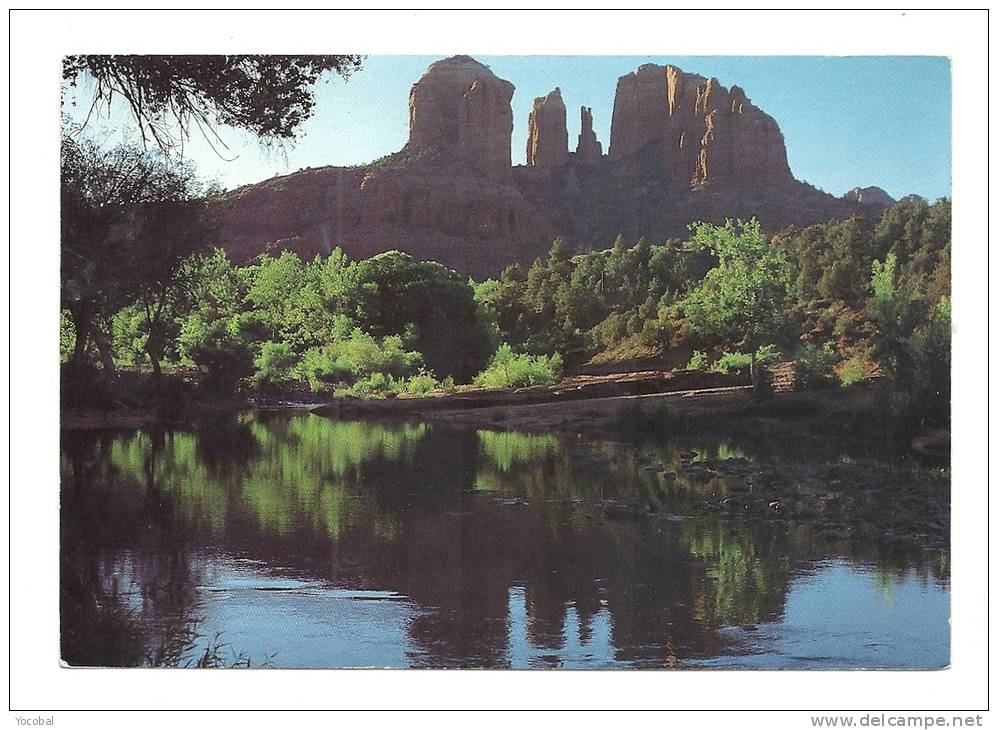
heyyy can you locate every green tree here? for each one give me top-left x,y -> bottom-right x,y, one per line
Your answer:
555,255 -> 605,334
866,252 -> 949,429
61,135 -> 208,374
682,219 -> 793,392
476,264 -> 529,350
867,252 -> 926,379
340,251 -> 495,381
132,197 -> 216,375
604,235 -> 630,309
631,235 -> 652,300
244,252 -> 311,345
911,296 -> 951,426
176,250 -> 254,393
547,236 -> 573,270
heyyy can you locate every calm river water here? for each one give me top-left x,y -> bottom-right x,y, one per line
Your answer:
60,411 -> 949,669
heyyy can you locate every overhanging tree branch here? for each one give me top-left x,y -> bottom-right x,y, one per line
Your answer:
63,54 -> 365,156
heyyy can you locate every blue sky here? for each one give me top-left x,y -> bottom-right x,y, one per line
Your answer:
66,55 -> 951,201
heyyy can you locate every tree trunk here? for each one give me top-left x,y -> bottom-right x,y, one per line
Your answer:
750,350 -> 760,394
145,294 -> 167,379
148,349 -> 162,377
750,350 -> 772,400
146,335 -> 163,378
92,326 -> 117,377
70,302 -> 93,371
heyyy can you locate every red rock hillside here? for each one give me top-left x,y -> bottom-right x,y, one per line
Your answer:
214,55 -> 886,279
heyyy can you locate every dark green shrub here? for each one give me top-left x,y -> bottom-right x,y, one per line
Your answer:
793,342 -> 838,390
178,313 -> 254,394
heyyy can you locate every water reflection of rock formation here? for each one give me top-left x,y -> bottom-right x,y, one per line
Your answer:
60,414 -> 949,667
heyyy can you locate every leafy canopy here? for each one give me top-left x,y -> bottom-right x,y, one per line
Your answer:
682,219 -> 793,353
340,251 -> 496,382
61,134 -> 211,370
63,55 -> 364,153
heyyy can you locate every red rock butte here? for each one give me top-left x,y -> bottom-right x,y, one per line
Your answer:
526,88 -> 568,168
215,55 -> 886,278
407,55 -> 514,179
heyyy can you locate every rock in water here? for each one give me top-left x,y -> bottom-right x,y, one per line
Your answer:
526,88 -> 568,167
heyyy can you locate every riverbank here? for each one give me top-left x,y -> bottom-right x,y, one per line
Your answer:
60,366 -> 944,456
61,367 -> 746,429
315,377 -> 929,448
320,382 -> 851,433
323,382 -> 950,549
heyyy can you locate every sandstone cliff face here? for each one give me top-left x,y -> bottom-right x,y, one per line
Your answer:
609,64 -> 791,188
575,106 -> 602,163
407,55 -> 514,178
526,88 -> 568,167
215,56 -> 883,279
696,82 -> 792,185
217,162 -> 554,279
609,64 -> 672,161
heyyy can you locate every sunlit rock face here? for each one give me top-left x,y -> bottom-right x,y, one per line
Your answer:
216,56 -> 878,279
609,64 -> 792,189
407,55 -> 515,179
526,88 -> 568,168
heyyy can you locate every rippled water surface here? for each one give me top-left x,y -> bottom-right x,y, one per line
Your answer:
60,411 -> 949,668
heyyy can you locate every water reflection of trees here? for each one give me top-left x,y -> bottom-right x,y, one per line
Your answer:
61,430 -> 203,665
61,414 -> 950,668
